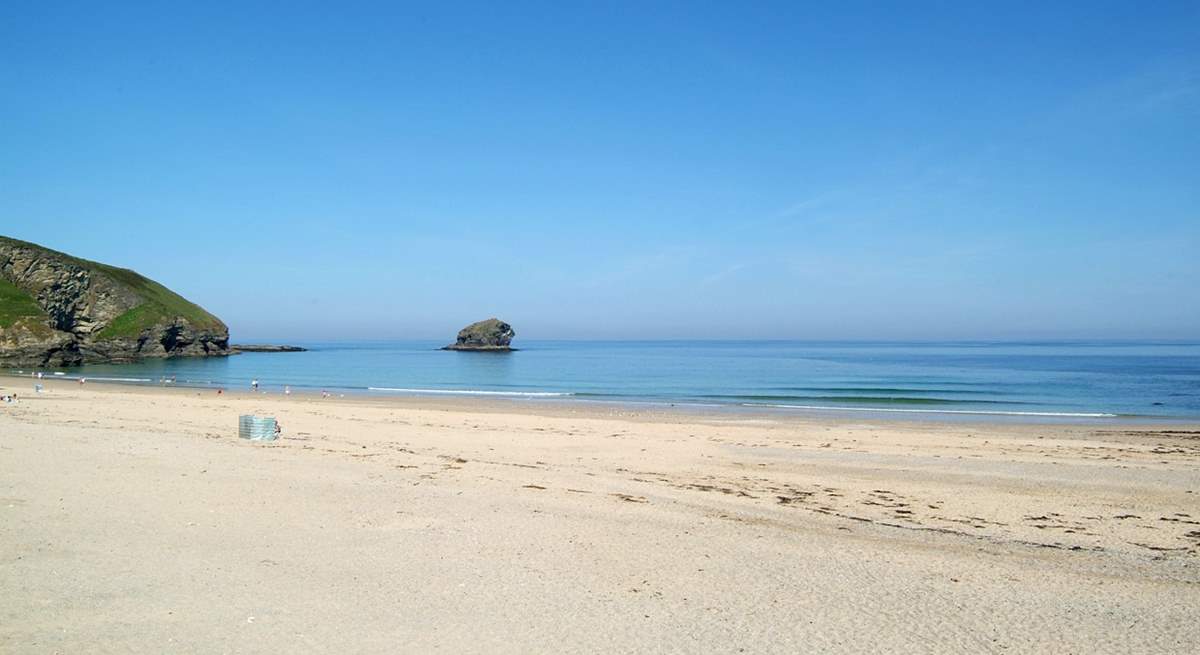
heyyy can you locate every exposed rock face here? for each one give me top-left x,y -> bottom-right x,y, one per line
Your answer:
0,236 -> 230,367
442,318 -> 516,351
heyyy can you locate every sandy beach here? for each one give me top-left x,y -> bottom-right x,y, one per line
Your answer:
1,377 -> 1198,653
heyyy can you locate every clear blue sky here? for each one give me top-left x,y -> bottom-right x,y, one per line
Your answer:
2,2 -> 1197,340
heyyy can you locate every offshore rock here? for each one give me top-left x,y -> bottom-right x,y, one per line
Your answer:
442,318 -> 516,351
0,235 -> 230,367
230,344 -> 308,353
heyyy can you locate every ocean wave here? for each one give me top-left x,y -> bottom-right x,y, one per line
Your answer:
704,394 -> 1024,405
367,387 -> 573,397
742,403 -> 1117,418
776,387 -> 998,395
40,375 -> 156,383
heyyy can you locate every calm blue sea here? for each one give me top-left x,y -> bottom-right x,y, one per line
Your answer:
16,341 -> 1200,420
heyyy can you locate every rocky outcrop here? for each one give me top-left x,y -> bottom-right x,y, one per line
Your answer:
442,318 -> 516,351
231,344 -> 308,353
0,235 -> 230,367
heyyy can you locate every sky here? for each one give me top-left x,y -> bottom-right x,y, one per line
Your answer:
2,1 -> 1198,341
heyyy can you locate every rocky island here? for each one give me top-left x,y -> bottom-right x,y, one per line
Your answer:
442,318 -> 516,351
0,235 -> 230,366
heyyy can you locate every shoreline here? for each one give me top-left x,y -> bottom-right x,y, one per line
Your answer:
4,371 -> 1196,427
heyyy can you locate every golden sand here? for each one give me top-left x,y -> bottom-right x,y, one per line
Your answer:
2,378 -> 1198,653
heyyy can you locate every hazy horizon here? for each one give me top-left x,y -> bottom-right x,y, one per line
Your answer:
232,336 -> 1200,344
4,3 -> 1198,341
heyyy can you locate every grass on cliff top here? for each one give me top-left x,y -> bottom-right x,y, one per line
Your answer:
1,235 -> 224,340
0,276 -> 52,333
93,264 -> 224,340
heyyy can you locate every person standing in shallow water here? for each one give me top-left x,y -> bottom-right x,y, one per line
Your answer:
251,379 -> 259,392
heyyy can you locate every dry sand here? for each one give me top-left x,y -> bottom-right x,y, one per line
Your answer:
1,377 -> 1198,653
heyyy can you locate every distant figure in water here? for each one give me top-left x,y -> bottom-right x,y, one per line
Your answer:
79,377 -> 86,385
251,379 -> 259,392
284,385 -> 291,396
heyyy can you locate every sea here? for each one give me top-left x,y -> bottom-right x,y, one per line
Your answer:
13,340 -> 1200,421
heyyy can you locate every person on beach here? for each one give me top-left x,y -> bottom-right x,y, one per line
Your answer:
251,379 -> 259,392
284,385 -> 291,396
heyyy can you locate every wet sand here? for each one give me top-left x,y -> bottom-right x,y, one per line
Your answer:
2,378 -> 1198,653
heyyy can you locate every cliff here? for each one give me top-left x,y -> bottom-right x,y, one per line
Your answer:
0,236 -> 229,366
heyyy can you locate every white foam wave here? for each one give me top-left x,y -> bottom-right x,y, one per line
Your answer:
78,377 -> 154,383
367,387 -> 573,397
744,403 -> 1118,418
